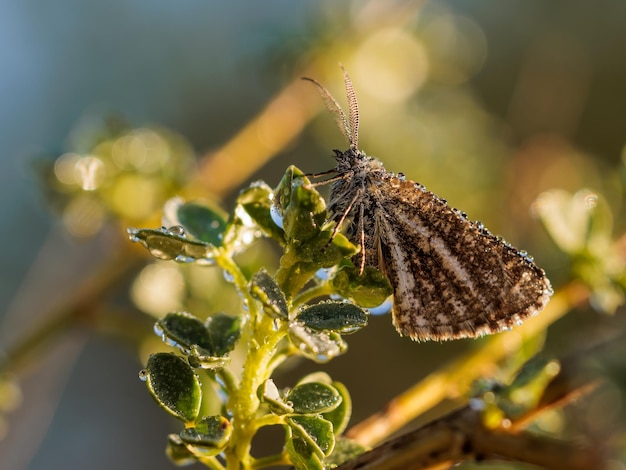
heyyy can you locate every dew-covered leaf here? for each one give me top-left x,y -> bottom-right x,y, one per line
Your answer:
177,202 -> 227,246
285,436 -> 325,470
260,379 -> 294,415
250,268 -> 288,319
188,344 -> 230,370
155,311 -> 213,353
324,438 -> 367,467
287,382 -> 342,415
287,415 -> 335,457
128,226 -> 215,263
166,434 -> 197,466
331,266 -> 392,308
237,182 -> 285,243
273,166 -> 361,298
322,381 -> 351,436
296,302 -> 368,334
274,166 -> 326,244
288,322 -> 347,363
276,231 -> 358,300
143,353 -> 201,423
179,415 -> 232,448
206,313 -> 241,356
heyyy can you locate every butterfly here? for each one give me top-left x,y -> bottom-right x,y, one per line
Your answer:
302,68 -> 553,341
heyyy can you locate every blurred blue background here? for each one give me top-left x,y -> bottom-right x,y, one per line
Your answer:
1,1 -> 625,469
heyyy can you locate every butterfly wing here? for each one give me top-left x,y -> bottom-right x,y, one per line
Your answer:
368,176 -> 552,341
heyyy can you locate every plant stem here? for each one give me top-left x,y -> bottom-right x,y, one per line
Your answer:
215,248 -> 290,469
226,312 -> 287,469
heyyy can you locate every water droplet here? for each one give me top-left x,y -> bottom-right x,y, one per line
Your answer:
397,172 -> 405,181
469,398 -> 485,411
270,204 -> 284,229
167,225 -> 186,237
315,268 -> 333,281
584,193 -> 598,209
175,255 -> 195,264
195,257 -> 216,267
138,369 -> 148,381
223,270 -> 235,283
368,296 -> 393,315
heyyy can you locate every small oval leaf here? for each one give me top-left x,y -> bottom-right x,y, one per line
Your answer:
179,415 -> 232,448
250,269 -> 289,319
288,322 -> 347,363
129,227 -> 215,263
238,182 -> 285,242
296,302 -> 368,334
331,266 -> 392,308
144,353 -> 201,423
324,438 -> 367,467
287,415 -> 335,457
260,379 -> 294,415
206,314 -> 241,356
188,345 -> 230,370
177,202 -> 227,246
287,382 -> 341,415
166,434 -> 197,466
155,311 -> 213,353
322,381 -> 351,435
285,436 -> 325,470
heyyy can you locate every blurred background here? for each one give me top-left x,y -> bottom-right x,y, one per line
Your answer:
1,0 -> 626,468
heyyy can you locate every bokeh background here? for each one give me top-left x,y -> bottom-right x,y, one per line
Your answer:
1,0 -> 626,469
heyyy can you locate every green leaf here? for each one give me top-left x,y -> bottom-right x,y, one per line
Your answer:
177,201 -> 227,246
128,226 -> 215,264
273,166 -> 360,298
166,434 -> 197,466
250,268 -> 289,319
274,166 -> 326,243
324,438 -> 367,467
276,231 -> 358,300
285,436 -> 325,470
260,379 -> 294,415
155,311 -> 213,353
155,312 -> 240,366
287,415 -> 335,457
331,266 -> 393,308
143,353 -> 201,423
206,313 -> 241,356
288,322 -> 347,363
187,345 -> 230,370
237,182 -> 285,243
322,381 -> 352,436
287,382 -> 342,415
179,415 -> 232,448
296,302 -> 368,334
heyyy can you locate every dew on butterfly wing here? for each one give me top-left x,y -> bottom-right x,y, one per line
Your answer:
138,369 -> 149,382
397,172 -> 405,181
175,255 -> 195,264
223,270 -> 235,283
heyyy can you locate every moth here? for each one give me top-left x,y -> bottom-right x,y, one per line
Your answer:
303,69 -> 553,341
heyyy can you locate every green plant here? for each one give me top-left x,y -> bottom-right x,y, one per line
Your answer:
129,166 -> 392,469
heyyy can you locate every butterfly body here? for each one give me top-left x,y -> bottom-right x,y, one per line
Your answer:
305,70 -> 552,341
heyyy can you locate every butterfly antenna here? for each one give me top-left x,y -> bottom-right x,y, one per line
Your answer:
340,65 -> 359,149
302,76 -> 354,147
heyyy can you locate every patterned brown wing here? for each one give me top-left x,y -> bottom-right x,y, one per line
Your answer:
369,176 -> 552,341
